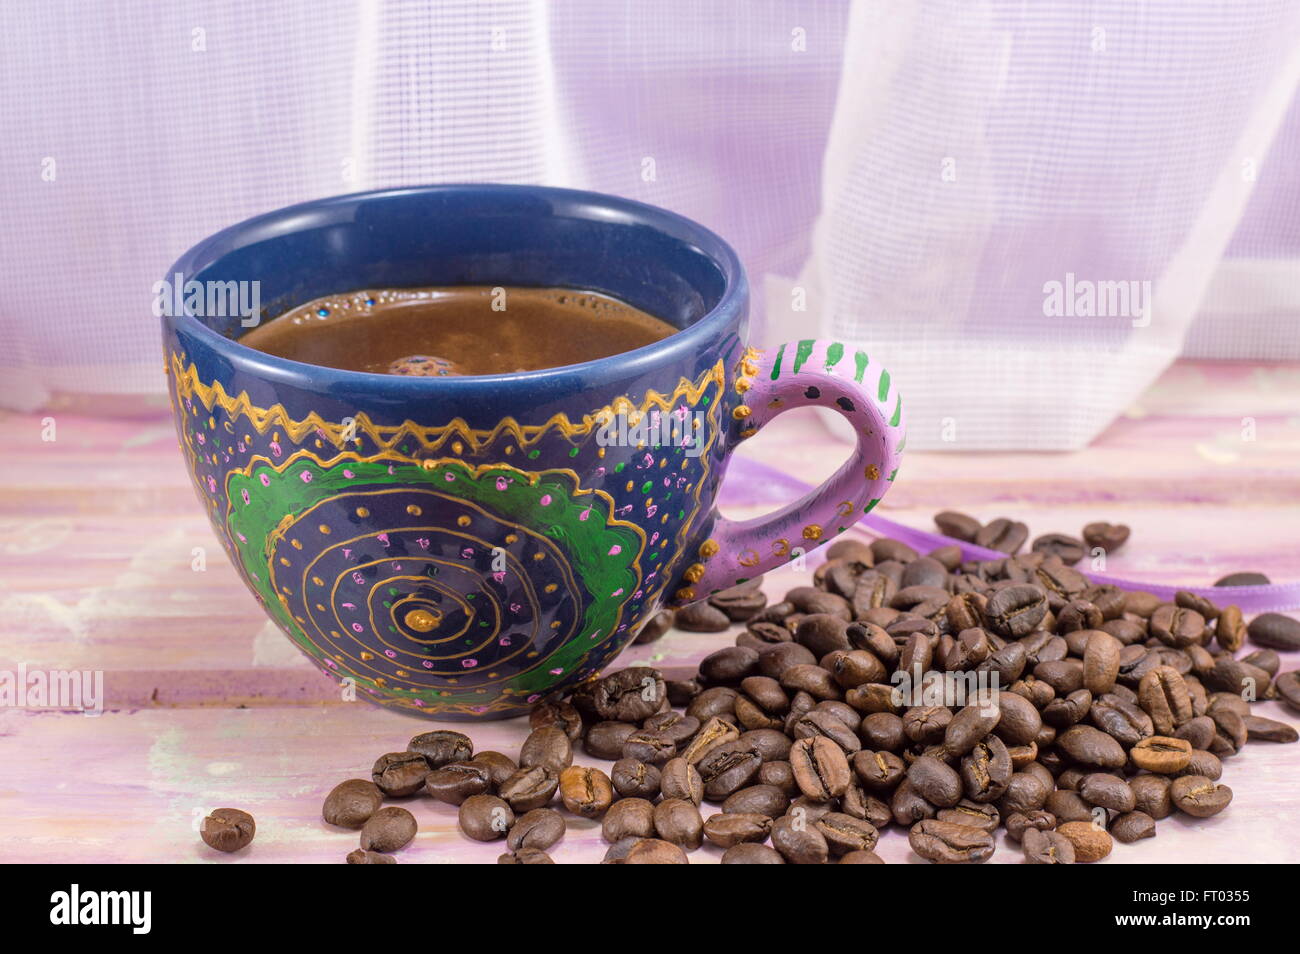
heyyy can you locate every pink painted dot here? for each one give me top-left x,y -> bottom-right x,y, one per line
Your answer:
539,494 -> 552,506
207,476 -> 217,492
299,470 -> 312,483
377,533 -> 389,545
270,441 -> 282,457
462,658 -> 478,669
444,473 -> 455,482
236,532 -> 247,542
611,588 -> 624,597
324,659 -> 336,669
196,433 -> 205,445
343,469 -> 354,478
498,637 -> 511,646
259,474 -> 270,487
579,508 -> 591,521
527,694 -> 541,703
351,623 -> 363,633
495,477 -> 508,491
461,547 -> 474,558
608,544 -> 622,556
509,603 -> 522,613
241,489 -> 250,504
492,572 -> 506,583
422,660 -> 434,669
650,532 -> 659,544
645,505 -> 657,517
549,667 -> 563,675
384,650 -> 396,658
413,700 -> 425,707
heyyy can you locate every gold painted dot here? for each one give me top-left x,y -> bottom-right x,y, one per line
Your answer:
505,534 -> 518,544
505,445 -> 515,455
291,539 -> 303,550
675,587 -> 696,602
316,604 -> 327,612
452,441 -> 464,454
683,563 -> 705,583
421,459 -> 436,470
405,608 -> 441,632
551,621 -> 562,629
699,539 -> 720,558
360,651 -> 374,661
803,524 -> 824,540
333,654 -> 343,661
314,438 -> 323,448
396,670 -> 409,677
457,515 -> 472,527
374,677 -> 386,687
740,428 -> 757,439
318,524 -> 331,535
626,481 -> 634,492
279,557 -> 291,567
272,431 -> 280,442
736,378 -> 751,393
597,447 -> 606,458
865,464 -> 880,480
544,583 -> 558,593
331,633 -> 342,640
407,504 -> 423,516
732,406 -> 752,420
659,458 -> 668,469
533,552 -> 545,561
294,615 -> 305,623
661,514 -> 669,524
311,575 -> 325,586
356,506 -> 370,518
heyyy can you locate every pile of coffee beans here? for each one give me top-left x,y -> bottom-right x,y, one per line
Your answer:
305,513 -> 1297,863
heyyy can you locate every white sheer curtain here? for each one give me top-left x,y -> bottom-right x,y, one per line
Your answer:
2,0 -> 1297,449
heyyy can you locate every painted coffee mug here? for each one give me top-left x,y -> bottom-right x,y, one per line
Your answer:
162,184 -> 904,719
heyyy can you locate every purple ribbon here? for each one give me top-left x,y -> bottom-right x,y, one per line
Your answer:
720,456 -> 1300,613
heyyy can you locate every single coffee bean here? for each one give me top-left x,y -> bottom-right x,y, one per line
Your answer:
497,848 -> 555,864
584,721 -> 639,760
653,798 -> 704,849
700,645 -> 761,683
611,758 -> 661,799
1111,811 -> 1156,843
935,510 -> 982,541
1044,790 -> 1093,824
960,735 -> 1013,803
1079,773 -> 1136,812
1057,724 -> 1126,769
660,757 -> 704,804
1082,631 -> 1122,694
937,800 -> 1000,832
1082,521 -> 1129,552
839,850 -> 886,864
346,849 -> 396,864
721,842 -> 786,864
519,726 -> 573,774
790,737 -> 851,801
1248,612 -> 1300,651
459,794 -> 515,842
634,608 -> 675,644
529,700 -> 584,741
1023,827 -> 1075,864
407,730 -> 473,768
815,811 -> 880,855
1174,715 -> 1216,751
424,761 -> 491,805
558,766 -> 614,818
1214,571 -> 1270,587
1130,774 -> 1173,819
771,813 -> 830,864
594,667 -> 666,721
200,807 -> 256,853
907,755 -> 963,808
696,741 -> 763,799
468,751 -> 517,788
1276,671 -> 1300,714
623,838 -> 689,864
1055,820 -> 1112,862
322,779 -> 383,829
722,784 -> 790,818
986,584 -> 1048,637
621,730 -> 677,766
601,798 -> 657,843
1130,735 -> 1192,774
686,687 -> 739,723
508,808 -> 565,852
1243,715 -> 1299,743
675,600 -> 732,632
1170,775 -> 1233,817
703,811 -> 773,848
359,806 -> 416,853
1032,533 -> 1085,565
909,819 -> 995,864
497,766 -> 559,812
709,580 -> 768,621
975,518 -> 1029,555
1149,604 -> 1205,649
1004,809 -> 1056,842
1137,666 -> 1193,735
371,751 -> 431,797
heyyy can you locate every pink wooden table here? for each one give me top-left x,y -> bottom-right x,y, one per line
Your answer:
2,359 -> 1297,863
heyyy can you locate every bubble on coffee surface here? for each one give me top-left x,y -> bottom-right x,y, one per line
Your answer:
387,354 -> 460,377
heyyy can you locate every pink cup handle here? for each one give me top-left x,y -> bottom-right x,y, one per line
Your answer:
672,340 -> 905,604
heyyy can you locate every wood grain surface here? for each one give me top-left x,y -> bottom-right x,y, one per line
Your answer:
1,360 -> 1297,864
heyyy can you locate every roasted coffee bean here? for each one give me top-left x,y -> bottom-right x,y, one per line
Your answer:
993,691 -> 1042,746
1170,775 -> 1233,817
1032,533 -> 1086,565
1248,612 -> 1300,651
584,721 -> 639,760
1034,659 -> 1085,695
935,510 -> 982,541
601,798 -> 657,843
407,730 -> 473,768
1079,773 -> 1135,812
696,742 -> 763,799
1057,725 -> 1126,769
680,717 -> 739,765
960,736 -> 1013,802
1082,631 -> 1122,694
322,779 -> 383,829
709,580 -> 768,621
1043,689 -> 1092,728
621,730 -> 677,766
624,838 -> 689,864
793,708 -> 861,753
1206,657 -> 1272,698
790,737 -> 852,801
1243,714 -> 1299,743
1241,649 -> 1281,678
498,848 -> 555,864
519,726 -> 573,775
1273,671 -> 1300,713
853,749 -> 907,792
1130,774 -> 1173,819
1215,571 -> 1270,586
634,608 -> 675,644
1174,715 -> 1216,751
945,594 -> 987,635
371,751 -> 431,797
600,836 -> 640,864
1111,811 -> 1156,843
787,586 -> 854,620
986,584 -> 1048,637
1023,828 -> 1075,864
359,806 -> 416,853
943,627 -> 992,671
1138,666 -> 1193,735
1057,599 -> 1103,633
654,798 -> 704,849
907,755 -> 963,808
704,812 -> 773,848
508,808 -> 565,852
758,642 -> 817,681
1082,521 -> 1129,552
779,663 -> 840,700
771,813 -> 829,864
611,758 -> 661,799
1004,809 -> 1056,842
1044,790 -> 1093,824
529,701 -> 584,741
1055,821 -> 1112,862
469,751 -> 517,787
816,812 -> 879,854
497,766 -> 559,812
675,600 -> 732,632
558,766 -> 614,818
1089,693 -> 1153,747
686,686 -> 740,722
594,667 -> 666,721
738,728 -> 792,763
699,645 -> 761,683
900,557 -> 949,590
1130,736 -> 1192,774
721,842 -> 786,864
346,849 -> 396,864
944,701 -> 1002,756
975,518 -> 1029,555
1150,604 -> 1205,649
759,760 -> 798,795
937,800 -> 1000,832
909,819 -> 995,863
997,771 -> 1049,816
666,678 -> 703,707
425,761 -> 491,805
1209,708 -> 1248,756
200,807 -> 256,853
722,784 -> 790,817
459,794 -> 514,842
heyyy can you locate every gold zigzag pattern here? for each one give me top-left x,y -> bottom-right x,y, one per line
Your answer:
169,352 -> 726,452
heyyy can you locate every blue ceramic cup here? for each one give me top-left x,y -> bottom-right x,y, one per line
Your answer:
162,185 -> 904,719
